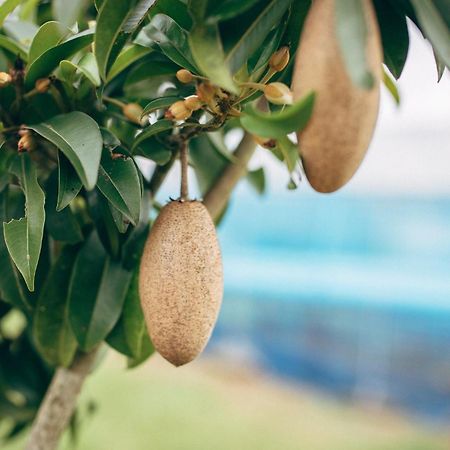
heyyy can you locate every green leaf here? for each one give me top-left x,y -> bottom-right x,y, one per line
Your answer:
106,44 -> 152,82
335,0 -> 375,89
52,0 -> 87,28
45,171 -> 83,244
240,92 -> 315,138
0,0 -> 21,26
97,149 -> 141,226
0,34 -> 28,60
132,119 -> 173,164
95,0 -> 155,80
76,53 -> 101,86
57,152 -> 82,211
277,135 -> 299,173
206,0 -> 261,22
33,245 -> 78,367
148,0 -> 192,29
68,231 -> 133,351
382,67 -> 400,105
374,0 -> 409,79
25,29 -> 94,88
246,167 -> 265,195
106,270 -> 153,364
3,154 -> 45,292
141,96 -> 183,117
28,21 -> 71,65
410,0 -> 450,69
224,0 -> 291,74
29,111 -> 102,191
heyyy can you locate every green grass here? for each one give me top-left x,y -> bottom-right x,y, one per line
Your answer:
4,354 -> 449,450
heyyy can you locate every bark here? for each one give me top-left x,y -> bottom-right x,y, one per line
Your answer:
25,350 -> 98,450
203,132 -> 256,219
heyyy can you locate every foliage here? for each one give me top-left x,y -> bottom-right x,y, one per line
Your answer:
0,0 -> 447,443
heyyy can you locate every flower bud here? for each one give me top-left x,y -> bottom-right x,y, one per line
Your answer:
122,103 -> 145,125
18,134 -> 36,152
196,82 -> 216,104
253,135 -> 277,149
184,95 -> 202,111
0,72 -> 12,88
176,69 -> 194,84
269,46 -> 290,72
165,100 -> 192,121
263,82 -> 293,105
35,78 -> 51,93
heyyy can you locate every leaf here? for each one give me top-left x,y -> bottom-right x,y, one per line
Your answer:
77,53 -> 101,86
33,245 -> 78,367
97,149 -> 141,225
24,29 -> 94,88
335,0 -> 375,89
224,0 -> 291,74
240,92 -> 315,138
383,67 -> 400,105
246,167 -> 265,195
410,0 -> 450,69
373,0 -> 409,79
52,0 -> 87,28
106,270 -> 153,364
57,152 -> 82,211
68,231 -> 133,351
148,0 -> 192,29
29,111 -> 103,191
434,49 -> 446,81
0,34 -> 28,60
95,0 -> 155,80
132,119 -> 173,164
0,0 -> 21,26
106,44 -> 152,82
28,21 -> 70,65
45,171 -> 83,244
277,135 -> 299,173
206,0 -> 261,22
141,96 -> 183,117
3,154 -> 45,292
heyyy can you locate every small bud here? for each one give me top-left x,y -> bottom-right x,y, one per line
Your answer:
253,135 -> 277,149
0,72 -> 12,88
184,95 -> 203,111
165,100 -> 192,121
263,82 -> 293,105
18,134 -> 36,152
196,82 -> 216,104
176,69 -> 194,84
269,46 -> 290,72
35,78 -> 51,93
122,103 -> 145,125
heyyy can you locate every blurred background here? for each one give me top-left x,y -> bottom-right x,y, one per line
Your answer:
6,23 -> 450,450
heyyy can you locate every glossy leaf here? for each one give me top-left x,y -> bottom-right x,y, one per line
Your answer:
0,0 -> 21,26
30,112 -> 102,191
52,0 -> 87,28
95,0 -> 155,80
28,21 -> 70,65
68,231 -> 133,351
148,0 -> 192,29
206,0 -> 261,22
106,44 -> 152,82
33,245 -> 78,367
24,29 -> 94,88
57,152 -> 82,212
97,149 -> 141,225
240,92 -> 315,138
77,53 -> 101,86
3,154 -> 45,292
132,119 -> 173,164
0,34 -> 28,60
335,0 -> 374,89
141,96 -> 182,117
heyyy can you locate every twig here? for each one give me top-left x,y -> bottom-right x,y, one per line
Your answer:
179,141 -> 189,200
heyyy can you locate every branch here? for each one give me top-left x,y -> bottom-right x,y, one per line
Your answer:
25,350 -> 98,450
203,132 -> 256,220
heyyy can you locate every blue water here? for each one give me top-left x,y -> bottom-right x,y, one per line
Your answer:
209,187 -> 450,422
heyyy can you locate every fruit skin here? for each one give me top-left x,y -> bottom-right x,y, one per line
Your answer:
292,0 -> 382,193
139,200 -> 223,367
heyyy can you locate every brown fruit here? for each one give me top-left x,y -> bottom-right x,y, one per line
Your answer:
139,200 -> 223,366
292,0 -> 382,193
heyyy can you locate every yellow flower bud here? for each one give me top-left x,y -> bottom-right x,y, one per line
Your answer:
253,135 -> 277,149
35,78 -> 51,93
122,103 -> 145,125
184,95 -> 202,111
263,82 -> 293,105
176,69 -> 194,84
165,100 -> 192,121
0,72 -> 12,88
269,46 -> 290,72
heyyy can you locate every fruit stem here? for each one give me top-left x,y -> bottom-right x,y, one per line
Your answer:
180,141 -> 189,201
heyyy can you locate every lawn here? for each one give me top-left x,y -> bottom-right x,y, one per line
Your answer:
4,353 -> 449,450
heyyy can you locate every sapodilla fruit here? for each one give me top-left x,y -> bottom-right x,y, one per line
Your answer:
139,200 -> 223,366
292,0 -> 382,193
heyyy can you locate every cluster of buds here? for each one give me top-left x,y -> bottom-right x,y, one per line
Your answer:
122,103 -> 149,127
165,94 -> 203,121
17,128 -> 36,153
0,72 -> 12,88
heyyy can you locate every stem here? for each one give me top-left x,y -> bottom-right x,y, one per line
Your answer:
179,141 -> 189,201
103,96 -> 126,108
203,132 -> 256,220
